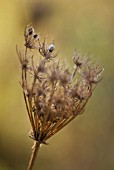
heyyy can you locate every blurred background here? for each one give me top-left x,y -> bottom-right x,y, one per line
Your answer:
0,0 -> 114,169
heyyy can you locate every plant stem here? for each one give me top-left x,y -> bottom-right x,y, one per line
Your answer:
27,141 -> 40,170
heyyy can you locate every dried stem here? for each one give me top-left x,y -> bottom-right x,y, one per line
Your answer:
27,141 -> 41,170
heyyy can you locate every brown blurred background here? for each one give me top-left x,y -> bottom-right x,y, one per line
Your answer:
0,0 -> 114,169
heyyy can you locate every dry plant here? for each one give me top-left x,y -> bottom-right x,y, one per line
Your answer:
16,25 -> 104,170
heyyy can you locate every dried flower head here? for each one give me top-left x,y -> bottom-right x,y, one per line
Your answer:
17,25 -> 104,170
24,25 -> 40,49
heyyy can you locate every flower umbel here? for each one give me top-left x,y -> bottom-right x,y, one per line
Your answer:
17,25 -> 104,170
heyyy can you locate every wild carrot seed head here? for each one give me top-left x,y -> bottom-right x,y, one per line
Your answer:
17,25 -> 104,144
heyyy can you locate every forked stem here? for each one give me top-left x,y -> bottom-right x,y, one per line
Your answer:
27,141 -> 41,170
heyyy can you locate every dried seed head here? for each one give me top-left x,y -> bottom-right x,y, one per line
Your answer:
59,68 -> 71,85
73,50 -> 88,67
17,25 -> 104,144
24,25 -> 40,49
81,62 -> 104,84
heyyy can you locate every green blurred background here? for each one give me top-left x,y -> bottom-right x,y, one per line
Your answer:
0,0 -> 114,169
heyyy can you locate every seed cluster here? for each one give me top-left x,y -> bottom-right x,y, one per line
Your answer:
17,25 -> 104,144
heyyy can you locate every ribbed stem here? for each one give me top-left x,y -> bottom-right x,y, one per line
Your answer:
27,141 -> 40,170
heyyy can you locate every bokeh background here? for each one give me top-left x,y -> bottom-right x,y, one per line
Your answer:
0,0 -> 114,170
